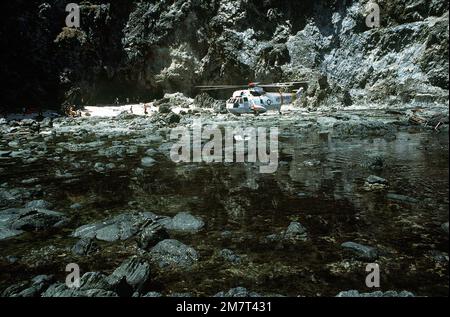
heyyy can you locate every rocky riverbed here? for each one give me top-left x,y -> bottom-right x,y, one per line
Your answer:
0,104 -> 448,297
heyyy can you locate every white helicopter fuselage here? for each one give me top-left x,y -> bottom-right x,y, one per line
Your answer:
226,87 -> 300,115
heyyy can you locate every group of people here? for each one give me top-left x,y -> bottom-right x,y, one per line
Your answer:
129,103 -> 151,115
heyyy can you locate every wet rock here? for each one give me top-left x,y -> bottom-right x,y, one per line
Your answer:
0,227 -> 24,240
142,291 -> 163,297
98,146 -> 129,158
303,159 -> 321,167
162,212 -> 205,233
386,193 -> 419,204
0,187 -> 35,208
149,239 -> 199,269
430,250 -> 449,263
79,272 -> 111,291
168,292 -> 193,297
364,175 -> 389,191
25,200 -> 53,210
94,162 -> 106,173
285,222 -> 308,240
0,151 -> 12,158
42,283 -> 118,297
141,157 -> 156,168
336,290 -> 414,297
159,104 -> 172,114
71,238 -> 99,256
441,222 -> 449,235
215,287 -> 261,297
137,221 -> 169,250
1,275 -> 54,297
341,242 -> 378,261
219,249 -> 241,265
0,208 -> 67,235
365,175 -> 388,185
265,222 -> 308,243
167,112 -> 181,124
72,212 -> 164,242
106,256 -> 151,294
70,203 -> 83,210
5,255 -> 19,264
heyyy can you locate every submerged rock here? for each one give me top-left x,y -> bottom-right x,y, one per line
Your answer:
149,239 -> 199,269
341,242 -> 378,261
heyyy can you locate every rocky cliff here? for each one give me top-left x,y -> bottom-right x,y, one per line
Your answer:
1,0 -> 448,111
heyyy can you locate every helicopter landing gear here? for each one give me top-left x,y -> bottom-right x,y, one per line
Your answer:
253,110 -> 260,116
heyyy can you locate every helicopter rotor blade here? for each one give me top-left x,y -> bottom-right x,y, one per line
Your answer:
258,81 -> 309,88
196,85 -> 248,91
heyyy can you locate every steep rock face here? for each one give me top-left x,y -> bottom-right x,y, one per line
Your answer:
0,0 -> 448,110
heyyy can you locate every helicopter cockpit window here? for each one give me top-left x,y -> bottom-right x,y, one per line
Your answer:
243,98 -> 248,102
239,98 -> 243,104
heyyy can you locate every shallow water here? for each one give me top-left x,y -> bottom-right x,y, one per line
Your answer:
0,114 -> 448,296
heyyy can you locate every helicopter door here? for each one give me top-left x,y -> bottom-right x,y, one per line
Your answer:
243,97 -> 249,109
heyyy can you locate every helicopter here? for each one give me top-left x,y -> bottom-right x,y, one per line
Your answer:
196,82 -> 307,116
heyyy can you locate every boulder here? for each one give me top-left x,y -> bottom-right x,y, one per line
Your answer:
0,227 -> 24,240
71,238 -> 99,256
149,239 -> 199,269
106,256 -> 151,294
365,175 -> 388,185
0,208 -> 67,238
141,157 -> 156,168
364,175 -> 389,191
284,222 -> 308,240
137,221 -> 169,250
72,212 -> 164,242
1,275 -> 54,297
161,212 -> 205,233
